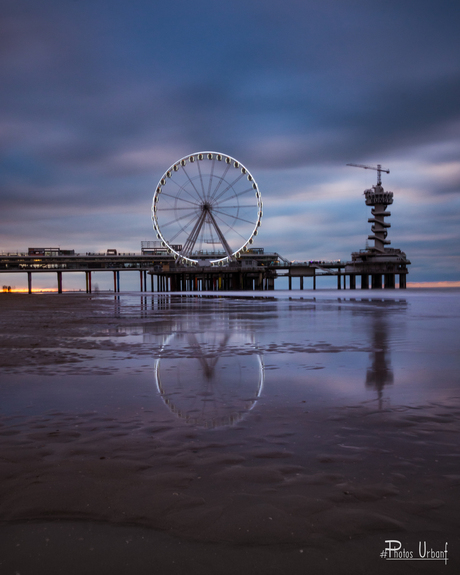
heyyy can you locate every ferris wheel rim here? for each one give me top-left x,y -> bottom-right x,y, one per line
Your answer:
151,151 -> 263,266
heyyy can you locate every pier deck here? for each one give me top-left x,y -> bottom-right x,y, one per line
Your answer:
0,250 -> 408,293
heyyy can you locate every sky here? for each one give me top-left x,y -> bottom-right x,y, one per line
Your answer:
1,0 -> 460,289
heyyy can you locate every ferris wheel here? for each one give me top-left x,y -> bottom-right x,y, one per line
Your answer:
151,152 -> 263,265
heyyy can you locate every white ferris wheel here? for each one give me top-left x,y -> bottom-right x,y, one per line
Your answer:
151,152 -> 263,266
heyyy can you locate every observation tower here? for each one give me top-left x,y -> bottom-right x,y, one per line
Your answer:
363,168 -> 393,253
345,164 -> 410,289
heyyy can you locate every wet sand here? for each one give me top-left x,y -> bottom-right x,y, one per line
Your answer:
0,292 -> 459,573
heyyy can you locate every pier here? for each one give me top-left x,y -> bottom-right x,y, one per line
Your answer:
0,159 -> 411,293
0,248 -> 409,293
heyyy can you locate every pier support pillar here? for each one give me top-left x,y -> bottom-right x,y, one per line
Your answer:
399,274 -> 407,289
257,272 -> 263,290
86,271 -> 92,293
27,272 -> 32,294
337,273 -> 341,289
361,274 -> 369,289
384,274 -> 395,289
300,276 -> 304,290
288,276 -> 292,290
313,273 -> 316,290
349,275 -> 356,290
371,274 -> 382,289
57,271 -> 63,294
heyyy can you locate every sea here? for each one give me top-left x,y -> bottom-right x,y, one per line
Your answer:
0,288 -> 459,574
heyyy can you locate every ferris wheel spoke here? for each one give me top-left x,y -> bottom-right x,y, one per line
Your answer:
168,227 -> 186,244
206,158 -> 216,201
160,210 -> 200,230
207,219 -> 217,248
207,210 -> 234,258
209,166 -> 235,201
209,164 -> 230,200
197,160 -> 207,201
160,191 -> 201,208
205,218 -> 217,249
211,208 -> 256,226
212,172 -> 245,203
211,204 -> 255,210
218,187 -> 255,203
182,165 -> 206,203
168,178 -> 205,205
181,209 -> 207,257
156,207 -> 200,211
213,212 -> 248,241
168,211 -> 202,243
200,219 -> 211,249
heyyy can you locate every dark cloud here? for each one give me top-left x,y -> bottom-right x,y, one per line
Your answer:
1,0 -> 460,282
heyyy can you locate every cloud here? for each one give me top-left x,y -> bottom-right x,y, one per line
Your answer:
0,0 -> 459,282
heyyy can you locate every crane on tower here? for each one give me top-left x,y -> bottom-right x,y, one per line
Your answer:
346,163 -> 389,185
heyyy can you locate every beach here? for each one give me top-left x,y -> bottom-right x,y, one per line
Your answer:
0,290 -> 459,574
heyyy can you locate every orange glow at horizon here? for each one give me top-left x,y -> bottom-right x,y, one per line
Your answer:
406,281 -> 460,288
2,288 -> 60,293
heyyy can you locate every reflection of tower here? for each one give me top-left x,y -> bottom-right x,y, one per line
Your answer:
365,311 -> 393,409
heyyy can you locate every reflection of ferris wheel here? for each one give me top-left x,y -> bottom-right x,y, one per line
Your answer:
154,331 -> 264,428
151,152 -> 263,266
